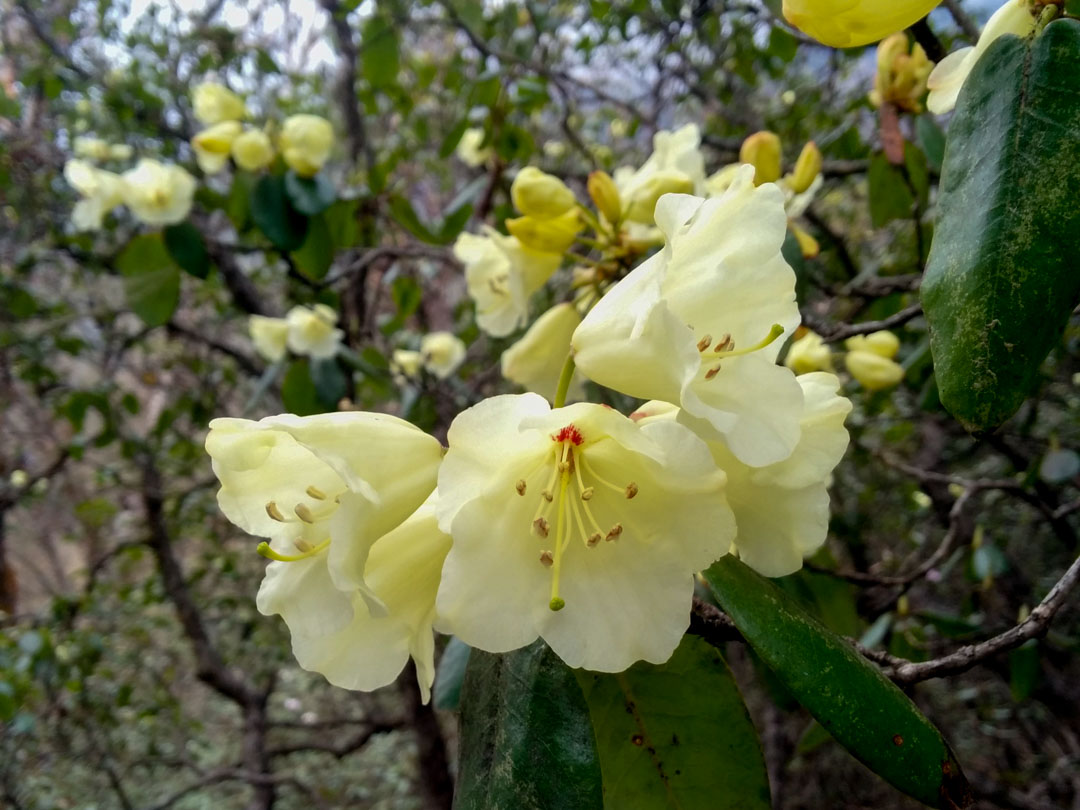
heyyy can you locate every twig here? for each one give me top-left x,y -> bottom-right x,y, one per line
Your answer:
810,302 -> 924,344
942,0 -> 981,42
688,596 -> 743,643
165,321 -> 262,376
319,0 -> 375,172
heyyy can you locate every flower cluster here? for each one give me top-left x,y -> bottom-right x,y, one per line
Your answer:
63,157 -> 196,231
249,305 -> 345,363
786,329 -> 905,392
207,149 -> 853,701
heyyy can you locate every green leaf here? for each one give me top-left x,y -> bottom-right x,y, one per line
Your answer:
576,635 -> 771,810
309,356 -> 347,407
163,222 -> 210,279
456,641 -> 602,810
923,21 -> 1080,432
116,234 -> 180,327
361,13 -> 400,88
868,153 -> 914,227
916,115 -> 946,173
704,557 -> 971,809
290,215 -> 334,280
227,172 -> 255,231
284,171 -> 336,216
433,637 -> 471,711
1009,640 -> 1040,702
324,198 -> 362,249
281,359 -> 323,416
251,174 -> 308,251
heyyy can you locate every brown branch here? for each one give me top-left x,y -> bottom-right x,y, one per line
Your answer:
165,321 -> 262,376
688,595 -> 743,643
942,0 -> 981,42
319,0 -> 375,172
809,302 -> 924,344
269,720 -> 399,758
909,18 -> 947,63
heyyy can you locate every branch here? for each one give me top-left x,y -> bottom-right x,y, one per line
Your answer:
15,0 -> 90,79
165,321 -> 262,376
688,596 -> 743,644
808,302 -> 924,344
942,0 -> 981,42
269,720 -> 399,758
319,0 -> 375,172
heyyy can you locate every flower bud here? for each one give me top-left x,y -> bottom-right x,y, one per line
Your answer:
844,330 -> 900,360
511,167 -> 577,219
791,224 -> 820,259
280,114 -> 334,177
845,350 -> 904,391
391,349 -> 423,380
587,170 -> 622,224
788,141 -> 823,194
784,330 -> 833,375
456,128 -> 492,167
192,82 -> 247,125
870,33 -> 933,112
623,170 -> 694,224
420,332 -> 467,379
192,121 -> 242,174
740,131 -> 782,186
231,129 -> 275,172
505,209 -> 582,253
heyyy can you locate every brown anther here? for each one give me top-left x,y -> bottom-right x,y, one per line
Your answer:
625,482 -> 639,499
714,333 -> 733,353
539,550 -> 554,567
265,502 -> 286,522
558,461 -> 570,473
704,365 -> 721,380
515,479 -> 527,496
294,539 -> 313,553
606,523 -> 623,541
587,532 -> 603,547
581,486 -> 595,501
533,517 -> 550,538
305,485 -> 327,500
696,334 -> 713,352
294,503 -> 316,524
542,489 -> 554,502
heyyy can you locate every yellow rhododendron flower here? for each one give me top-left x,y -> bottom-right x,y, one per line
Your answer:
614,123 -> 706,225
434,394 -> 735,671
635,371 -> 851,577
192,82 -> 247,125
785,330 -> 833,374
622,171 -> 695,225
454,228 -> 562,337
280,114 -> 334,177
73,136 -> 111,162
285,304 -> 343,359
740,131 -> 783,186
249,316 -> 290,362
121,159 -> 196,226
573,166 -> 804,467
420,332 -> 467,379
505,209 -> 582,253
845,330 -> 900,359
455,127 -> 492,167
191,120 -> 242,175
926,0 -> 1038,115
511,167 -> 577,220
231,129 -> 275,172
870,33 -> 933,112
501,303 -> 585,402
783,0 -> 942,48
64,159 -> 125,231
391,349 -> 424,381
205,413 -> 444,699
845,350 -> 905,390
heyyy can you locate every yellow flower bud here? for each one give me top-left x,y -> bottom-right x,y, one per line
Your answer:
783,0 -> 942,48
587,170 -> 622,224
191,121 -> 242,174
231,129 -> 275,172
788,141 -> 823,195
623,170 -> 694,224
845,350 -> 905,391
511,167 -> 577,219
280,114 -> 334,177
870,33 -> 933,112
791,223 -> 820,259
784,330 -> 833,375
73,136 -> 111,162
456,128 -> 492,167
420,332 -> 467,380
505,209 -> 582,253
844,330 -> 900,360
192,82 -> 247,125
740,131 -> 783,186
391,349 -> 424,380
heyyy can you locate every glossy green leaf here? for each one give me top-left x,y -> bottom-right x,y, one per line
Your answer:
281,359 -> 323,416
868,153 -> 913,228
251,174 -> 308,251
116,234 -> 180,327
284,171 -> 336,216
1009,640 -> 1040,702
309,356 -> 347,408
361,13 -> 400,88
290,215 -> 333,280
575,635 -> 771,810
163,222 -> 210,279
923,21 -> 1080,432
704,557 -> 971,809
433,637 -> 471,711
456,641 -> 602,810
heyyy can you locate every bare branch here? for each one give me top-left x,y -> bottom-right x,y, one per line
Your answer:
808,302 -> 924,344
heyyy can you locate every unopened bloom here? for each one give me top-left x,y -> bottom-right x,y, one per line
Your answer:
72,136 -> 111,162
192,120 -> 242,174
193,82 -> 247,125
845,350 -> 905,391
64,159 -> 125,231
740,131 -> 783,186
787,141 -> 823,195
511,167 -> 577,219
286,304 -> 343,359
454,229 -> 561,337
231,129 -> 275,171
435,394 -> 734,671
926,0 -> 1037,115
501,303 -> 585,402
573,167 -> 804,466
391,349 -> 424,381
845,330 -> 900,359
615,124 -> 706,225
635,372 -> 851,577
249,315 -> 290,362
783,0 -> 942,48
280,115 -> 334,177
587,171 -> 622,224
205,413 -> 444,697
456,127 -> 492,167
420,332 -> 467,379
785,330 -> 833,374
121,159 -> 197,226
506,209 -> 582,253
870,33 -> 933,112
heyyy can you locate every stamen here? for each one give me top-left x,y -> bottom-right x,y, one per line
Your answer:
714,324 -> 784,359
542,490 -> 554,502
548,466 -> 571,612
580,486 -> 594,500
587,532 -> 602,547
257,538 -> 330,563
704,365 -> 721,380
606,523 -> 623,541
625,482 -> 639,499
714,333 -> 733,353
696,333 -> 713,352
533,517 -> 550,538
580,454 -> 629,495
265,501 -> 286,522
515,479 -> 527,496
294,503 -> 316,524
539,550 -> 554,567
305,485 -> 327,500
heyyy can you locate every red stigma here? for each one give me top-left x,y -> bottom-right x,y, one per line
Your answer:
553,424 -> 584,445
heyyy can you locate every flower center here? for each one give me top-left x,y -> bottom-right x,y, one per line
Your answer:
696,323 -> 785,380
257,484 -> 341,563
515,423 -> 639,612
